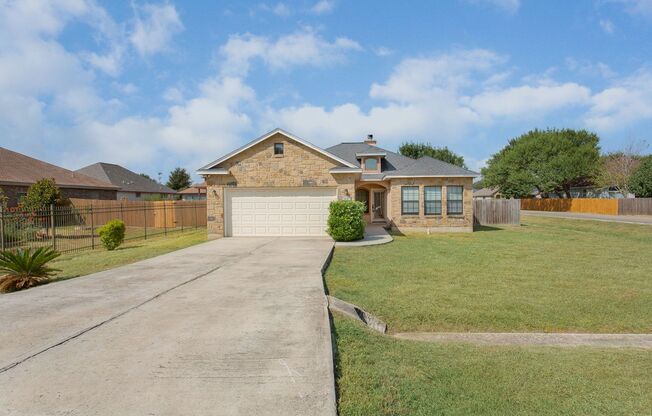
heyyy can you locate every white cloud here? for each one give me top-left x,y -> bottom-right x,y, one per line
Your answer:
463,0 -> 520,14
130,2 -> 183,56
219,29 -> 362,76
610,0 -> 652,18
565,58 -> 616,79
370,49 -> 503,103
585,69 -> 652,131
311,0 -> 336,14
468,83 -> 592,118
599,19 -> 615,34
373,46 -> 395,57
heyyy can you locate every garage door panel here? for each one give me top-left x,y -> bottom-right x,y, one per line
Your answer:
225,188 -> 336,236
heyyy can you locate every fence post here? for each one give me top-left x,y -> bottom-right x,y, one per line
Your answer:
143,202 -> 147,240
0,206 -> 4,251
194,202 -> 198,229
90,204 -> 95,250
50,204 -> 57,251
120,202 -> 124,222
163,201 -> 168,235
180,202 -> 184,232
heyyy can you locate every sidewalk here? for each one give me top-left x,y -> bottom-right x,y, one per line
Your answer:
522,210 -> 652,225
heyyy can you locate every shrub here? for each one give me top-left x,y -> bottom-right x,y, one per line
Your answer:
629,156 -> 652,197
327,200 -> 366,241
98,219 -> 126,250
22,178 -> 69,212
0,247 -> 61,293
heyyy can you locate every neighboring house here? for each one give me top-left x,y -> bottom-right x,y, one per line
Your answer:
179,183 -> 207,201
473,187 -> 502,199
76,163 -> 177,201
198,129 -> 479,238
0,147 -> 118,207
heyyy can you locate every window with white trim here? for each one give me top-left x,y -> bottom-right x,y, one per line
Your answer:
447,186 -> 463,215
424,186 -> 442,215
364,158 -> 378,170
401,186 -> 419,215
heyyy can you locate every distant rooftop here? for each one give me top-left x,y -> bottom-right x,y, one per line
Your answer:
76,163 -> 177,194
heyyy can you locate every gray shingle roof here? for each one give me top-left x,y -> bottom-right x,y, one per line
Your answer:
76,163 -> 177,194
326,143 -> 479,178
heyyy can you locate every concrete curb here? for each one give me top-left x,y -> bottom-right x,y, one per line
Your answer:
327,295 -> 387,334
319,244 -> 339,416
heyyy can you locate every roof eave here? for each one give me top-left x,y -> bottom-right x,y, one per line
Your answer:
199,128 -> 358,170
385,174 -> 480,178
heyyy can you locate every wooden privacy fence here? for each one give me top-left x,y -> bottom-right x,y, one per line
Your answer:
69,199 -> 207,229
474,199 -> 520,225
618,198 -> 652,215
520,198 -> 619,215
521,198 -> 652,216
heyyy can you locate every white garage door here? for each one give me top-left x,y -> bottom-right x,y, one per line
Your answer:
225,188 -> 337,236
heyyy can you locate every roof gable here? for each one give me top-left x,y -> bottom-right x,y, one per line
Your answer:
198,128 -> 357,173
76,163 -> 177,194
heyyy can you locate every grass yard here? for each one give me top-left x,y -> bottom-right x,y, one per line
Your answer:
325,216 -> 652,333
50,229 -> 207,281
333,314 -> 652,416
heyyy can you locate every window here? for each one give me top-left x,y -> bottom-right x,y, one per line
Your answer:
364,158 -> 378,171
355,189 -> 369,213
274,143 -> 284,155
401,186 -> 419,215
447,186 -> 464,215
424,186 -> 442,215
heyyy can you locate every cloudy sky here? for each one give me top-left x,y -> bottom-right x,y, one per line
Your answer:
1,0 -> 652,180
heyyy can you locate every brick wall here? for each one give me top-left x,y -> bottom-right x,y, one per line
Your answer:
0,184 -> 116,207
388,177 -> 474,232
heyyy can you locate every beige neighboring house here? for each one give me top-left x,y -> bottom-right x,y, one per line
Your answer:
473,187 -> 502,200
179,183 -> 207,201
198,129 -> 479,238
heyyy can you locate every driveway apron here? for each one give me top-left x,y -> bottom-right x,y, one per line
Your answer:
0,237 -> 336,416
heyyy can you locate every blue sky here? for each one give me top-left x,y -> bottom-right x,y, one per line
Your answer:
1,0 -> 652,181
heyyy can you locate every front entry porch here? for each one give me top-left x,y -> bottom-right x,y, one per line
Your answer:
355,181 -> 390,225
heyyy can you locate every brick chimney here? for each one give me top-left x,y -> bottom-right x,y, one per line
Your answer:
364,134 -> 376,145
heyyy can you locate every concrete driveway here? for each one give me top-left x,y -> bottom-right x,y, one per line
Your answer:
0,237 -> 336,416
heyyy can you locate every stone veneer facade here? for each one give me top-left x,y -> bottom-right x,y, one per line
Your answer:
205,133 -> 356,238
203,132 -> 474,238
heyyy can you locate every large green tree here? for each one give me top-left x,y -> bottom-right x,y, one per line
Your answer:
166,167 -> 192,191
629,156 -> 652,197
399,142 -> 466,168
481,129 -> 601,198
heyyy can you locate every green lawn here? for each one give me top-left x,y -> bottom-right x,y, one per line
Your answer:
50,229 -> 207,281
333,314 -> 652,416
326,216 -> 652,333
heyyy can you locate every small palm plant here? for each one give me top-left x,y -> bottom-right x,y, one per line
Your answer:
0,247 -> 61,293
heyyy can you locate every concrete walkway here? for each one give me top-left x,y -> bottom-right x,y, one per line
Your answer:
394,332 -> 652,348
523,210 -> 652,225
335,224 -> 393,247
0,238 -> 337,416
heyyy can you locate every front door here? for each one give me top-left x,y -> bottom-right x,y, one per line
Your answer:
371,190 -> 385,221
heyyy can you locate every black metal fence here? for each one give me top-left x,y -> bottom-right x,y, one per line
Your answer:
0,200 -> 207,254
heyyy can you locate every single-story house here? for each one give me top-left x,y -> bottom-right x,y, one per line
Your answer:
179,183 -> 207,201
198,129 -> 478,238
473,187 -> 502,199
0,146 -> 118,207
76,163 -> 177,201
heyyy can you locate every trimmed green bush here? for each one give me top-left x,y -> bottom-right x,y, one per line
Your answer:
327,200 -> 366,242
97,219 -> 126,251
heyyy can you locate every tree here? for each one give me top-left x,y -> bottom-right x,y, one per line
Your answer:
22,178 -> 68,211
481,129 -> 601,198
629,156 -> 652,197
166,167 -> 191,191
596,141 -> 646,197
0,187 -> 7,209
139,173 -> 155,182
399,142 -> 466,168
